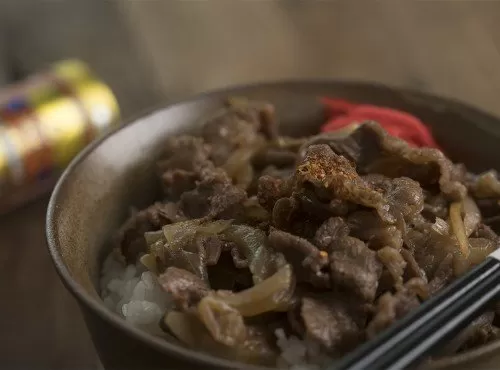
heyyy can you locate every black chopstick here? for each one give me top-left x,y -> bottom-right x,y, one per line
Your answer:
331,250 -> 500,370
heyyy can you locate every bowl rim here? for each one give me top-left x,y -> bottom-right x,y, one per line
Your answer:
46,79 -> 500,369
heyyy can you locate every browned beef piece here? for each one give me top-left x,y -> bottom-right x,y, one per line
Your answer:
438,313 -> 497,355
422,193 -> 449,220
202,102 -> 276,166
301,295 -> 363,353
460,323 -> 499,351
295,185 -> 354,222
297,144 -> 394,223
158,267 -> 210,311
115,202 -> 183,262
298,128 -> 372,166
157,136 -> 214,200
252,148 -> 297,169
313,217 -> 350,251
348,211 -> 403,250
161,169 -> 198,200
386,177 -> 424,221
363,174 -> 424,222
468,170 -> 500,198
404,226 -> 457,279
268,228 -> 330,288
329,236 -> 383,302
260,165 -> 295,180
358,123 -> 466,200
158,135 -> 212,173
257,175 -> 289,212
270,196 -> 322,240
367,278 -> 427,338
306,123 -> 466,201
180,168 -> 247,219
474,223 -> 500,242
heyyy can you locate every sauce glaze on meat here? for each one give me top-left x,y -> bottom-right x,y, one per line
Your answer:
112,98 -> 500,367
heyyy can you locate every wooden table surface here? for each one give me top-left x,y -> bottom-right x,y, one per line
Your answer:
2,1 -> 500,369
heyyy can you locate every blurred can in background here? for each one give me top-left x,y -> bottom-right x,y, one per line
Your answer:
0,59 -> 120,214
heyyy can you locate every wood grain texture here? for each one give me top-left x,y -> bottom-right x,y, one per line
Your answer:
2,1 -> 500,369
0,198 -> 99,369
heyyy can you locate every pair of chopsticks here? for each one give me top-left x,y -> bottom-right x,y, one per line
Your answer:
331,250 -> 500,370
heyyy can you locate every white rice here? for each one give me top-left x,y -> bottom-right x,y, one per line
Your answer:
100,251 -> 171,335
99,251 -> 328,369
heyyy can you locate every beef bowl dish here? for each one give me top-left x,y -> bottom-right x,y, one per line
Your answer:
46,82 -> 500,370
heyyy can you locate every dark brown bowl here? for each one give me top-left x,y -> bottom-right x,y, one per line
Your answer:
46,81 -> 500,370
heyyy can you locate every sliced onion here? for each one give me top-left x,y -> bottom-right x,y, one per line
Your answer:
197,296 -> 247,346
139,253 -> 158,274
377,247 -> 407,286
164,311 -> 201,347
449,201 -> 470,258
472,171 -> 500,198
462,196 -> 481,237
144,230 -> 164,245
432,217 -> 450,236
223,225 -> 286,284
213,264 -> 295,316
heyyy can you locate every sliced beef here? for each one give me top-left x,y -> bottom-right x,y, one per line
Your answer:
404,227 -> 457,278
161,169 -> 198,200
271,196 -> 323,240
367,278 -> 427,338
158,267 -> 209,311
468,170 -> 500,199
111,99 -> 500,362
268,228 -> 330,288
301,295 -> 363,353
423,193 -> 449,220
312,123 -> 466,200
313,217 -> 350,251
260,165 -> 295,180
202,102 -> 275,166
348,211 -> 403,250
158,136 -> 214,200
440,313 -> 497,354
158,135 -> 212,174
115,202 -> 183,262
363,175 -> 424,222
329,236 -> 383,302
257,175 -> 291,212
252,148 -> 297,169
296,144 -> 394,223
180,168 -> 247,219
474,223 -> 500,242
385,177 -> 424,221
377,247 -> 407,287
298,127 -> 369,165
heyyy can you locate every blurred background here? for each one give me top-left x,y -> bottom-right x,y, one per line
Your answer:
1,1 -> 500,369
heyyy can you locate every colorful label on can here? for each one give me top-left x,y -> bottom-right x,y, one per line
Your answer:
0,125 -> 25,185
0,59 -> 120,212
36,97 -> 87,168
